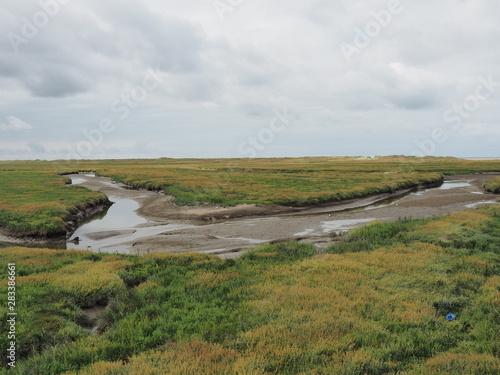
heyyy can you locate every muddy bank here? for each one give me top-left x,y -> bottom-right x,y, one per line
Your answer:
0,228 -> 67,249
57,173 -> 499,257
65,199 -> 113,239
137,183 -> 441,224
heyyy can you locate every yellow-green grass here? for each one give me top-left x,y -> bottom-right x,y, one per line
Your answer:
485,177 -> 500,193
53,156 -> 499,207
0,169 -> 108,237
1,205 -> 499,374
1,156 -> 499,236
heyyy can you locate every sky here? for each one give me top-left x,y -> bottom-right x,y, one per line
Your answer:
0,0 -> 499,160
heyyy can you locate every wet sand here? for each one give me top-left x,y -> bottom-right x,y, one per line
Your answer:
61,173 -> 499,257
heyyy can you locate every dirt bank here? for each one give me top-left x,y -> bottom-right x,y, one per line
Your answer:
65,199 -> 113,239
136,183 -> 443,224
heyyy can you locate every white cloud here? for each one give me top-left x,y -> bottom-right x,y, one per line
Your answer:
0,116 -> 33,131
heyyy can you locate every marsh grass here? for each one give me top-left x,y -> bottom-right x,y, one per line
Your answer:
0,170 -> 107,237
484,177 -> 500,193
326,207 -> 500,255
1,206 -> 499,374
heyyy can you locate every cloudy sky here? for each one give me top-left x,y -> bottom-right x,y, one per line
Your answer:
1,0 -> 499,160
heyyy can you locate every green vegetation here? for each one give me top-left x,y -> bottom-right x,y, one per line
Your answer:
1,205 -> 499,374
54,156 -> 499,206
327,208 -> 500,254
0,170 -> 108,237
0,156 -> 499,237
485,177 -> 500,193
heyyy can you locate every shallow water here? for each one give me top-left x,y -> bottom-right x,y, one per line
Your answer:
70,177 -> 86,185
437,181 -> 471,190
67,193 -> 196,253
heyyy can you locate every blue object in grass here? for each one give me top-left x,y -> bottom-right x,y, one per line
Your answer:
446,313 -> 456,321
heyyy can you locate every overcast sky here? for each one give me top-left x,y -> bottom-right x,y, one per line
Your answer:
1,0 -> 499,160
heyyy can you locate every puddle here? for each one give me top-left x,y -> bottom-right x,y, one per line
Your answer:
465,200 -> 499,209
321,218 -> 376,233
438,181 -> 471,190
69,173 -> 96,185
70,177 -> 86,185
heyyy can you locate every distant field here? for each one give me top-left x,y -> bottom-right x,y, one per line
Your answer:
0,156 -> 499,236
1,205 -> 499,374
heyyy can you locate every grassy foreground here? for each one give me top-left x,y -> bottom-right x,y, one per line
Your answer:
1,156 -> 499,237
1,205 -> 499,374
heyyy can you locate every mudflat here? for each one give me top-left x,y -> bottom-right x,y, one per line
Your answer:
64,173 -> 499,257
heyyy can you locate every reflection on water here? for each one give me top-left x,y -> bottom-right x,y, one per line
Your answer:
70,177 -> 86,185
415,181 -> 472,196
71,198 -> 148,237
438,181 -> 471,190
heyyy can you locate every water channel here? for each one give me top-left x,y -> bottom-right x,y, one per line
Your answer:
1,174 -> 498,256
